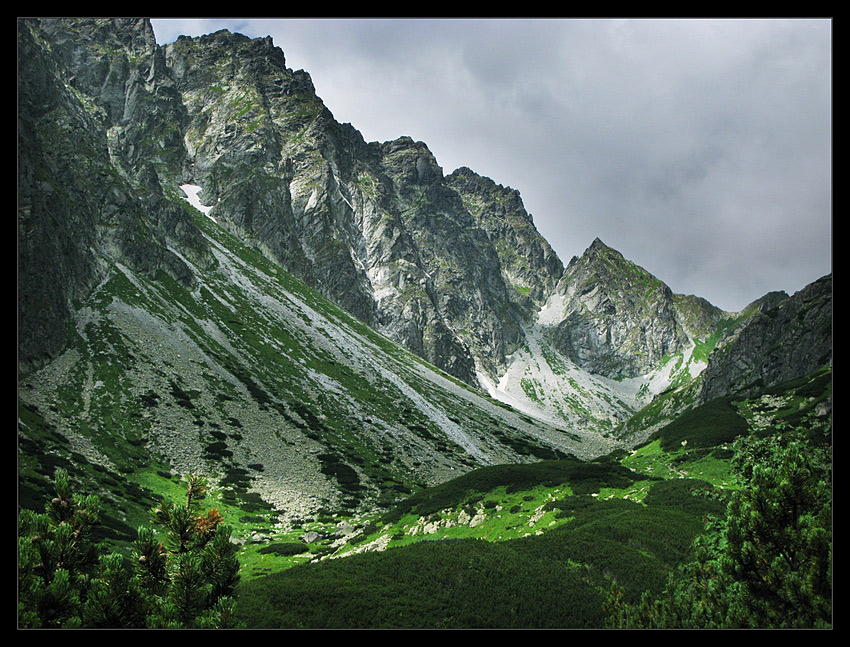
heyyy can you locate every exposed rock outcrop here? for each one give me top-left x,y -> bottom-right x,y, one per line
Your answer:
698,274 -> 832,401
542,238 -> 727,379
18,19 -> 211,372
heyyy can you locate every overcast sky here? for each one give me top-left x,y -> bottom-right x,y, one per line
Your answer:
151,18 -> 831,312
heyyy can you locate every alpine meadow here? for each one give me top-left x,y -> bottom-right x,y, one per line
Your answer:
17,18 -> 832,629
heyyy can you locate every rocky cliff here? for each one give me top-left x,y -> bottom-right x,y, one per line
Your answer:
159,26 -> 564,385
18,19 -> 212,373
698,274 -> 832,402
541,238 -> 728,379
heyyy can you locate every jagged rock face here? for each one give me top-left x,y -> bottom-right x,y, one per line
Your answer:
154,28 -> 564,384
445,167 -> 564,309
373,138 -> 536,380
21,19 -> 570,385
671,293 -> 729,341
163,29 -> 339,308
37,20 -> 188,188
30,18 -> 212,271
17,19 -> 211,372
18,20 -> 106,371
542,238 -> 723,379
699,274 -> 832,401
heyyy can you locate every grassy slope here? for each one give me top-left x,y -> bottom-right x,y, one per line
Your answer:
235,365 -> 831,628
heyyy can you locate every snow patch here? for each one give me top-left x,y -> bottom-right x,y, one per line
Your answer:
537,293 -> 568,326
180,184 -> 215,220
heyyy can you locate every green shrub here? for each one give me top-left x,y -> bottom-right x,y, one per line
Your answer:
608,423 -> 832,628
651,397 -> 748,452
257,542 -> 308,557
382,459 -> 657,524
18,470 -> 243,628
643,479 -> 728,518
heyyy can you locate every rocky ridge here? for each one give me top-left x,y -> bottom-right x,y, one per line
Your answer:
158,27 -> 560,386
541,238 -> 727,379
698,274 -> 832,402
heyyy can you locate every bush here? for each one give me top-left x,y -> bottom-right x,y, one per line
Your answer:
18,470 -> 244,628
651,397 -> 748,452
257,542 -> 308,557
643,478 -> 728,518
236,495 -> 706,628
608,421 -> 832,628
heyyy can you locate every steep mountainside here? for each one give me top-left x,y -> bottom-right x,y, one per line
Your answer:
18,18 -> 212,373
19,180 -> 598,526
445,166 -> 564,309
159,26 -> 563,386
698,274 -> 832,402
18,18 -> 831,531
543,238 -> 727,379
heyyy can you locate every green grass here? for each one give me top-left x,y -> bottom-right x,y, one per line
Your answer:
520,376 -> 542,403
650,396 -> 748,452
234,368 -> 836,628
235,494 -> 705,628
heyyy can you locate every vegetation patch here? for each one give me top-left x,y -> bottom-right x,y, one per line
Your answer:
236,496 -> 704,628
382,458 -> 658,525
257,542 -> 309,557
650,396 -> 748,451
642,478 -> 728,517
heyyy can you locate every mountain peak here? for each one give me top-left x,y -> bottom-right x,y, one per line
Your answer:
585,237 -> 621,257
573,237 -> 628,271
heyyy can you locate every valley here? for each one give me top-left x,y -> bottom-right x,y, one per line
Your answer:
17,18 -> 831,629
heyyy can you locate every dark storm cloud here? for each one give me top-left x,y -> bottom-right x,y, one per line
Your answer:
151,18 -> 831,312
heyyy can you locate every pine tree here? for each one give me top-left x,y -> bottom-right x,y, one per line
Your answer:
719,428 -> 832,627
136,474 -> 242,628
606,419 -> 832,628
19,469 -> 243,628
18,468 -> 102,627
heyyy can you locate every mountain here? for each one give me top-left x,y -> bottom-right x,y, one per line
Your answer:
544,238 -> 724,379
160,26 -> 567,388
18,18 -> 831,534
473,237 -> 740,438
698,274 -> 832,403
16,18 -> 597,529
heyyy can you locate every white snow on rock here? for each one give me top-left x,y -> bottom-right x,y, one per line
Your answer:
180,184 -> 215,220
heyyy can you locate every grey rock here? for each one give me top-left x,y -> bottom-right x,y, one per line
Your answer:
699,274 -> 832,401
543,238 -> 725,379
18,19 -> 211,371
